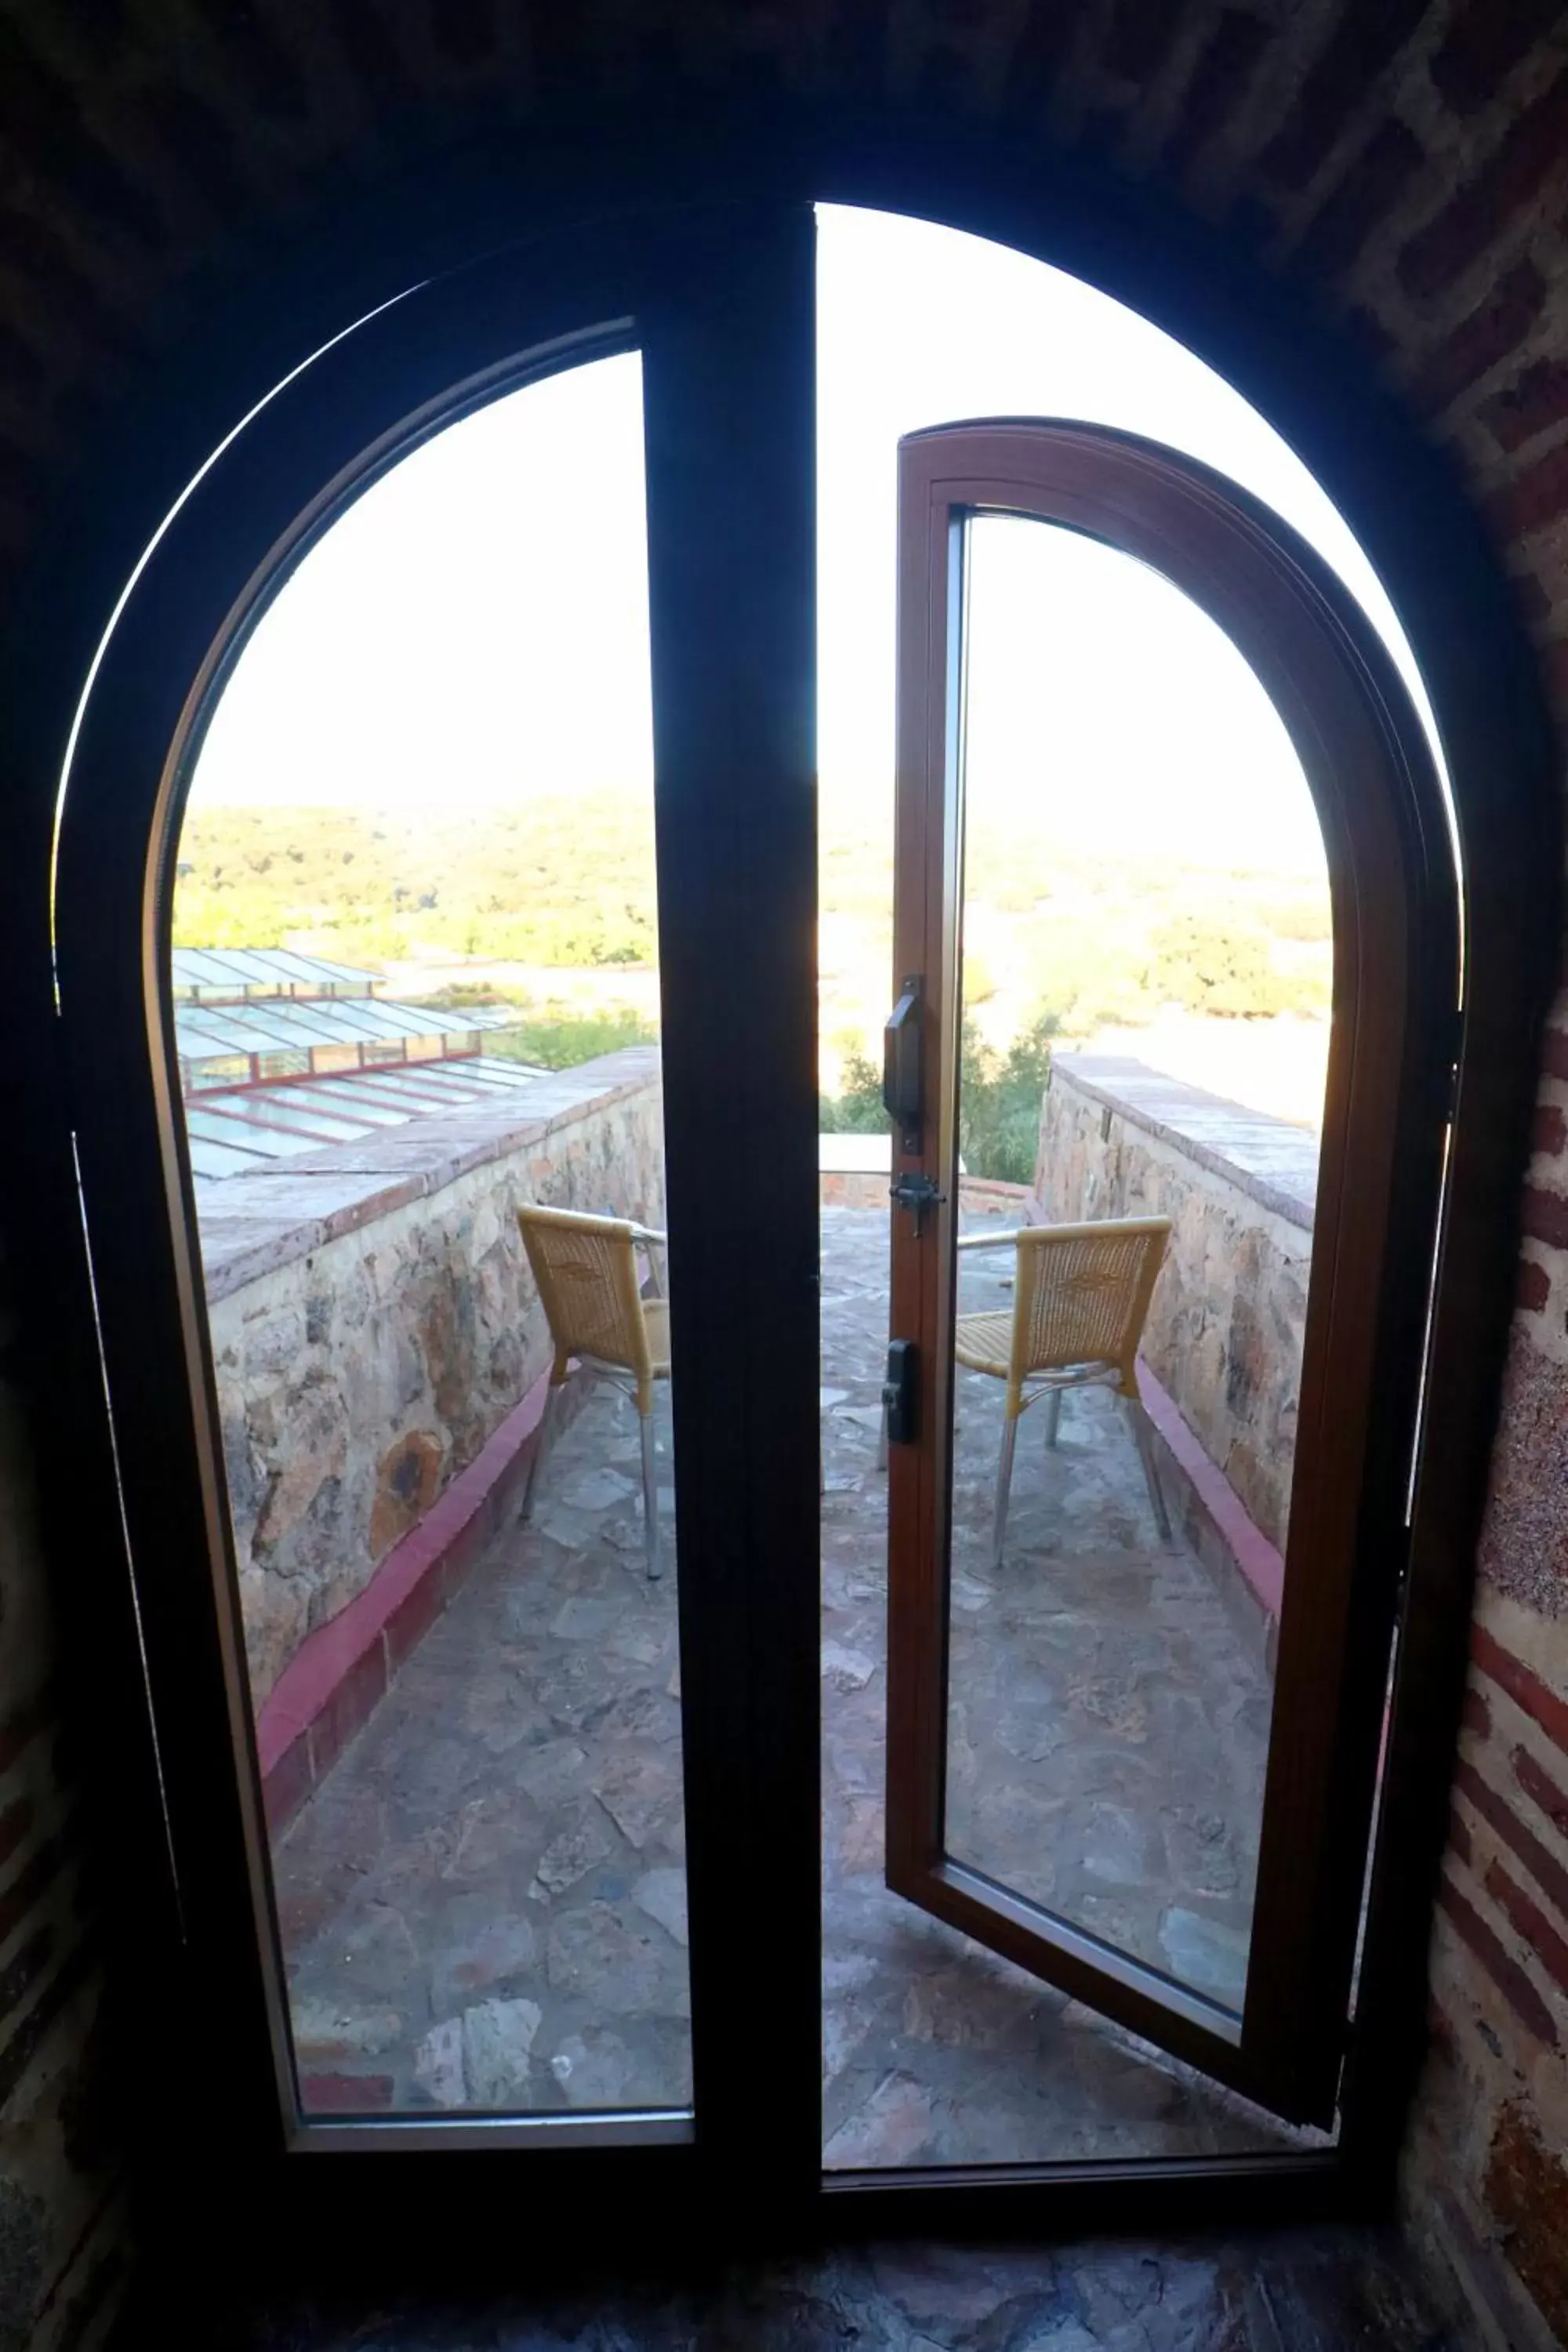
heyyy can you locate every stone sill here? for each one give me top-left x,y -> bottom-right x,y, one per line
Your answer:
194,1047 -> 662,1301
1050,1053 -> 1318,1232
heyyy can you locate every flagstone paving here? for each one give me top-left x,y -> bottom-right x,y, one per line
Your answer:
274,1205 -> 1304,2165
236,2230 -> 1450,2349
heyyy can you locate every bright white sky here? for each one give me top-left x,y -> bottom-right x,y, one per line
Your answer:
190,203 -> 1439,883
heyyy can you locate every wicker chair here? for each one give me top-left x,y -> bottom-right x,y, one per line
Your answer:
955,1215 -> 1173,1570
517,1204 -> 670,1577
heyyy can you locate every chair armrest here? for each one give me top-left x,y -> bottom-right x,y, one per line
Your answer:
630,1224 -> 668,1249
956,1229 -> 1024,1252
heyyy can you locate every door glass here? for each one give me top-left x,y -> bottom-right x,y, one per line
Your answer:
942,514 -> 1327,2013
172,354 -> 692,2119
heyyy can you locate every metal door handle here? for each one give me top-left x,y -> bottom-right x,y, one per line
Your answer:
884,975 -> 924,1152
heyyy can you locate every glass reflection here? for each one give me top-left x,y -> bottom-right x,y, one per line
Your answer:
943,514 -> 1328,2013
172,354 -> 692,2118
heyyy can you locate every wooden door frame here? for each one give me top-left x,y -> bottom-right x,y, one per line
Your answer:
884,421 -> 1457,2129
0,96 -> 1555,2285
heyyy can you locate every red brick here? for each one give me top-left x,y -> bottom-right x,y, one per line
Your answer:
1545,1027 -> 1568,1081
1262,2 -> 1429,191
1441,1874 -> 1559,2045
298,2072 -> 395,2114
1492,437 -> 1568,539
996,1 -> 1079,122
1516,1257 -> 1552,1312
1512,565 -> 1555,624
207,5 -> 310,122
1400,72 -> 1568,301
1410,261 -> 1548,414
0,1924 -> 54,2031
140,85 -> 251,226
1165,11 -> 1272,179
1485,1856 -> 1568,1998
1514,1742 -> 1568,1839
0,1800 -> 34,1875
1103,0 -> 1184,86
0,1834 -> 66,1950
260,1732 -> 314,1839
1430,0 -> 1565,118
383,1555 -> 452,1675
428,0 -> 501,71
1450,1806 -> 1474,1866
1463,1684 -> 1494,1740
1534,1102 -> 1568,1156
304,1636 -> 387,1787
318,0 -> 419,112
1472,1619 -> 1568,1751
0,1691 -> 48,1776
1480,357 -> 1568,454
1523,1181 -> 1568,1247
1296,121 -> 1427,281
1484,2103 -> 1568,2346
1455,1756 -> 1568,1919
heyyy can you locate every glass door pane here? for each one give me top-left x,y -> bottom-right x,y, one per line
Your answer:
172,353 -> 691,2121
942,513 -> 1327,2015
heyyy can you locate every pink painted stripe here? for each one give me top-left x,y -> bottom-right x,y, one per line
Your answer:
1136,1358 -> 1285,1619
255,1364 -> 554,1776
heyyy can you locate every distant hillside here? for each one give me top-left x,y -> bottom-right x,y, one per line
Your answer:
174,793 -> 657,970
173,793 -> 1332,1065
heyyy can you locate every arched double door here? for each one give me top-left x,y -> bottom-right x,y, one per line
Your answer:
44,196 -> 1488,2248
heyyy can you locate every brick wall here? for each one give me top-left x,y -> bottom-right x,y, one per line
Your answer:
0,0 -> 1566,2336
0,1247 -> 127,2347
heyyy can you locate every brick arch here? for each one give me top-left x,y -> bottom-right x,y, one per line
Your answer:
2,4 -> 1566,2335
1,0 -> 1567,599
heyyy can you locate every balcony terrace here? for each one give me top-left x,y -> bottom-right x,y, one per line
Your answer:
193,1042 -> 1319,2165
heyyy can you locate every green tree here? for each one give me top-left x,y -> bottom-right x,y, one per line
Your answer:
819,1047 -> 887,1135
958,1007 -> 1061,1184
1149,915 -> 1276,1017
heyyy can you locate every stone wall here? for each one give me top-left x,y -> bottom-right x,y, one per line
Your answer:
198,1051 -> 663,1703
1034,1055 -> 1316,1555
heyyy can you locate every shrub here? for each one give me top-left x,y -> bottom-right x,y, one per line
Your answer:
818,1007 -> 1061,1185
487,1009 -> 658,1069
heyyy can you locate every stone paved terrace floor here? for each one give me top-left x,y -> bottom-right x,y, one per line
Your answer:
275,1206 -> 1304,2164
227,2231 -> 1450,2349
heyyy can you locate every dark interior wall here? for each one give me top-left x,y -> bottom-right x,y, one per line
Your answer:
0,1260 -> 127,2350
0,2 -> 1566,2342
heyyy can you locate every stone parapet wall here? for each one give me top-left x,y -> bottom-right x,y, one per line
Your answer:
1034,1055 -> 1317,1554
199,1051 -> 663,1702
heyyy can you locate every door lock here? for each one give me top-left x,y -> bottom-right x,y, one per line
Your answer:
882,1338 -> 918,1446
890,1170 -> 946,1236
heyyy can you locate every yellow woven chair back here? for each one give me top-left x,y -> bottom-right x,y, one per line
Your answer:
1008,1215 -> 1170,1403
518,1205 -> 658,1410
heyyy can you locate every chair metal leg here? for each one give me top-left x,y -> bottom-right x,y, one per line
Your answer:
993,1412 -> 1018,1572
521,1380 -> 563,1524
639,1408 -> 662,1579
1125,1393 -> 1173,1544
1044,1388 -> 1063,1450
